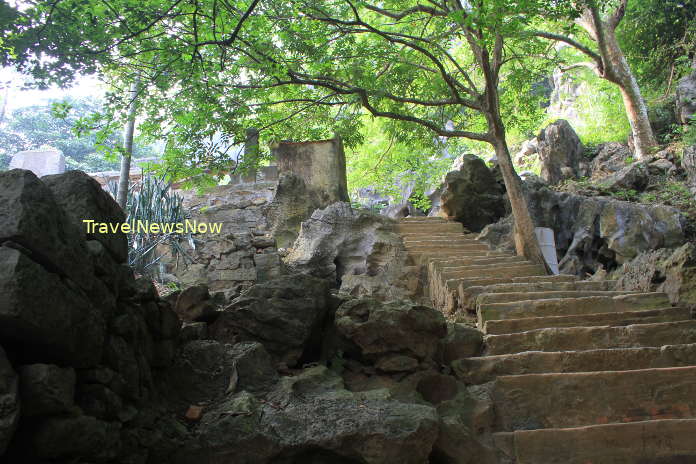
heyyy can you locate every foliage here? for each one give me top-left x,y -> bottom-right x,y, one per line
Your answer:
107,172 -> 192,274
0,0 -> 569,187
0,96 -> 155,171
617,0 -> 696,90
565,71 -> 632,144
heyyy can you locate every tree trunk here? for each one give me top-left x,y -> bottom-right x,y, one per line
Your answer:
578,7 -> 658,159
492,135 -> 551,273
117,80 -> 139,209
603,34 -> 657,158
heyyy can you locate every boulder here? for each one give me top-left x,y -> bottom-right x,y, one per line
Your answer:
536,120 -> 583,184
0,346 -> 19,455
481,183 -> 685,276
434,154 -> 505,232
596,162 -> 649,192
209,275 -> 330,366
683,145 -> 696,188
432,389 -> 497,464
166,340 -> 237,406
0,245 -> 105,367
19,364 -> 75,416
42,170 -> 128,263
438,324 -> 484,365
174,284 -> 217,323
612,243 -> 696,305
227,342 -> 278,394
0,169 -> 94,291
284,202 -> 417,301
590,142 -> 632,179
676,71 -> 696,125
335,298 -> 447,364
194,366 -> 440,464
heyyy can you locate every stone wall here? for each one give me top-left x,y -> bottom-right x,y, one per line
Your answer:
159,181 -> 282,300
0,169 -> 182,462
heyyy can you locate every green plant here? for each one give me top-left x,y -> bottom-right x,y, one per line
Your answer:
625,156 -> 635,165
609,189 -> 639,202
108,172 -> 192,274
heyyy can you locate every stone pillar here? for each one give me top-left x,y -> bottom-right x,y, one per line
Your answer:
273,136 -> 349,203
9,150 -> 65,177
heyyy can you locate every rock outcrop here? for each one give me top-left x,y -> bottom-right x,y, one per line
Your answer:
0,169 -> 182,463
611,243 -> 696,305
676,71 -> 696,125
210,275 -> 331,367
284,202 -> 421,301
536,119 -> 584,184
480,180 -> 686,276
430,154 -> 505,232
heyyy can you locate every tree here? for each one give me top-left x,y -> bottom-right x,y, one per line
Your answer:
0,96 -> 155,171
117,80 -> 139,208
184,0 -> 552,267
534,0 -> 658,157
1,0 -> 565,267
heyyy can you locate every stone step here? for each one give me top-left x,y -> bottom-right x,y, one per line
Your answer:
477,290 -> 641,306
432,256 -> 528,270
399,217 -> 448,222
395,223 -> 464,234
478,292 -> 670,325
461,280 -> 616,312
458,274 -> 578,292
492,366 -> 696,431
495,419 -> 696,464
442,263 -> 546,281
404,241 -> 488,250
404,239 -> 481,247
400,233 -> 478,240
453,343 -> 696,385
484,319 -> 696,355
484,306 -> 692,335
422,251 -> 509,262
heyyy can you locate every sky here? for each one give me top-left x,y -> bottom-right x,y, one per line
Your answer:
0,66 -> 104,112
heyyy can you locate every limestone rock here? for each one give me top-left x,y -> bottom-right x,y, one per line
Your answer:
0,245 -> 105,367
676,71 -> 696,125
267,173 -> 334,249
434,154 -> 505,232
596,162 -> 649,192
166,340 -> 237,406
335,298 -> 447,364
19,364 -> 75,416
195,366 -> 439,464
590,142 -> 632,179
536,120 -> 583,184
432,389 -> 497,464
612,243 -> 696,305
174,284 -> 218,322
33,414 -> 120,460
0,346 -> 19,456
439,324 -> 484,365
683,145 -> 696,188
42,170 -> 128,263
227,342 -> 278,394
285,202 -> 417,301
209,275 -> 330,366
482,183 -> 685,276
0,169 -> 94,291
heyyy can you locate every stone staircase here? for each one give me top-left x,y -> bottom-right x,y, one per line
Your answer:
397,216 -> 696,463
